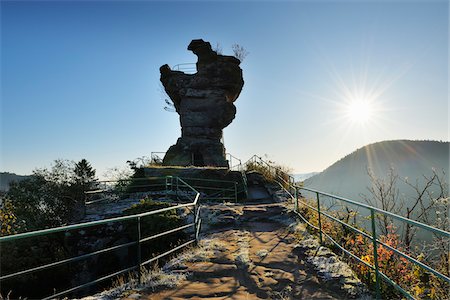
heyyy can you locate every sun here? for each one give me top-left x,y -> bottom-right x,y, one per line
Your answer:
345,100 -> 373,124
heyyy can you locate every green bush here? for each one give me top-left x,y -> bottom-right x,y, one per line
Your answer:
123,197 -> 187,259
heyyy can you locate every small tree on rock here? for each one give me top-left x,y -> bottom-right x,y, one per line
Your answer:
232,43 -> 249,62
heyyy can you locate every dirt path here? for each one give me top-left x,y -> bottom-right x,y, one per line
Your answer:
129,203 -> 363,300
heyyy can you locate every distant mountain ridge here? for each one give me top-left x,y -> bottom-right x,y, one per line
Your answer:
304,140 -> 449,201
0,172 -> 30,191
293,172 -> 319,182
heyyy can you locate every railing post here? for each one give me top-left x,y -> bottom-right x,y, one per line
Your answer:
294,187 -> 299,212
316,192 -> 323,244
370,209 -> 381,299
137,216 -> 142,284
234,182 -> 238,203
193,204 -> 198,245
165,176 -> 168,199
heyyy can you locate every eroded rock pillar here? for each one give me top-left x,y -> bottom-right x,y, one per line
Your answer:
160,39 -> 244,167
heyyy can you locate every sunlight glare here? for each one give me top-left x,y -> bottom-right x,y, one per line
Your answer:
346,100 -> 373,124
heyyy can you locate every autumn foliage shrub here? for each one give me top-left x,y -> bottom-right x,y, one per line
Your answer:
297,198 -> 449,299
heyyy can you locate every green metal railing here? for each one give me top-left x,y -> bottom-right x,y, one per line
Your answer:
227,153 -> 242,171
172,63 -> 196,74
295,187 -> 450,299
84,176 -> 241,204
147,151 -> 248,201
245,156 -> 450,299
225,154 -> 249,199
176,177 -> 238,202
244,155 -> 297,197
0,177 -> 203,300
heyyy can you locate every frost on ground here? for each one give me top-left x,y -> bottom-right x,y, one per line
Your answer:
76,238 -> 226,300
233,230 -> 253,269
294,236 -> 372,299
198,203 -> 242,231
163,237 -> 227,270
274,212 -> 371,299
255,249 -> 268,258
75,268 -> 186,300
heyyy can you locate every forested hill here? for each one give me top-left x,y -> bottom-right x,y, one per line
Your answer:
304,140 -> 449,200
0,172 -> 30,191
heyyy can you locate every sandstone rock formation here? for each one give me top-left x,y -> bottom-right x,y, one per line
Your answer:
160,39 -> 244,167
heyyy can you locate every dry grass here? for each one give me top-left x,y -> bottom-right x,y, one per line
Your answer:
0,291 -> 25,300
164,238 -> 227,270
143,165 -> 227,170
78,265 -> 187,300
77,238 -> 227,300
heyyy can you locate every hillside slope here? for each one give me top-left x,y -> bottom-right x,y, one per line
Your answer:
304,140 -> 449,202
0,172 -> 30,191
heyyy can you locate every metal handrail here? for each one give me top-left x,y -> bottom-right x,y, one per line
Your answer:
169,176 -> 238,203
244,155 -> 297,185
0,176 -> 203,299
226,153 -> 242,171
301,190 -> 450,299
172,63 -> 196,74
299,186 -> 450,238
245,156 -> 450,299
86,176 -> 239,204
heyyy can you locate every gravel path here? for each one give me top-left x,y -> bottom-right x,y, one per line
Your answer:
129,203 -> 369,300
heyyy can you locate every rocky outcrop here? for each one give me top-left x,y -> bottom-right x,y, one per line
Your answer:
160,39 -> 244,167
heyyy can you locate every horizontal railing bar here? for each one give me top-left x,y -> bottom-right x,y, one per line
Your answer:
85,190 -> 105,194
42,265 -> 138,300
140,223 -> 194,244
319,209 -> 373,241
94,177 -> 168,183
377,239 -> 450,283
0,203 -> 195,242
141,239 -> 196,266
173,63 -> 195,66
181,185 -> 234,191
181,177 -> 237,184
0,240 -> 137,281
378,271 -> 414,299
298,200 -> 319,212
323,231 -> 375,270
299,187 -> 450,238
85,197 -> 110,205
293,210 -> 320,231
109,184 -> 166,190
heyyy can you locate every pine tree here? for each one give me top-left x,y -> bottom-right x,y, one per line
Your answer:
73,159 -> 96,186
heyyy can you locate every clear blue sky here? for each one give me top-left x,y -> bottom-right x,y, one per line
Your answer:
1,0 -> 448,177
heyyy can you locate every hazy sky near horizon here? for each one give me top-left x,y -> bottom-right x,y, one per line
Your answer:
1,0 -> 448,177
